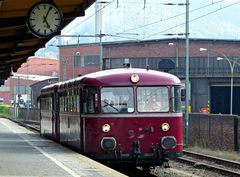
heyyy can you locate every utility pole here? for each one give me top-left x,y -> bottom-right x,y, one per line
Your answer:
17,76 -> 20,118
99,31 -> 103,70
95,0 -> 104,70
58,36 -> 61,81
26,59 -> 29,122
95,0 -> 103,42
185,0 -> 190,146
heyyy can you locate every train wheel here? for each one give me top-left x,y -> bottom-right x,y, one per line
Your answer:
163,161 -> 170,168
142,166 -> 151,173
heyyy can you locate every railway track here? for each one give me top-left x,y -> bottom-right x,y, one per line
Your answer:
175,150 -> 240,177
111,166 -> 159,177
9,118 -> 40,132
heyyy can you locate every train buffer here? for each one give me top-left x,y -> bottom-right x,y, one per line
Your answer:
0,118 -> 126,177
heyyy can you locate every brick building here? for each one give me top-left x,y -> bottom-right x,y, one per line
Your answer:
59,38 -> 240,114
0,57 -> 58,104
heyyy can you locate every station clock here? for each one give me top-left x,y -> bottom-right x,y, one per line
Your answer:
26,1 -> 63,38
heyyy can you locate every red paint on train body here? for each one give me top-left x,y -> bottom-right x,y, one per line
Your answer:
40,68 -> 183,167
83,117 -> 183,153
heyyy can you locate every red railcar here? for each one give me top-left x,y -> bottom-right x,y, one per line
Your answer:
40,68 -> 183,167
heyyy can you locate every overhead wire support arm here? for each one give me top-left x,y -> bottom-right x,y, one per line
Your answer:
57,34 -> 110,39
163,3 -> 188,6
164,33 -> 186,36
57,34 -> 99,38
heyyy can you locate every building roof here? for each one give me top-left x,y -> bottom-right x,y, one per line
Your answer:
0,0 -> 96,84
17,57 -> 58,76
58,37 -> 240,48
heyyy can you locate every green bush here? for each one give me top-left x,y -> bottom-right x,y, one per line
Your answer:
0,105 -> 10,116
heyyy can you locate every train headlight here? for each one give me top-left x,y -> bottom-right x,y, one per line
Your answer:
130,74 -> 139,83
102,124 -> 111,132
161,123 -> 170,132
161,136 -> 177,149
101,137 -> 116,150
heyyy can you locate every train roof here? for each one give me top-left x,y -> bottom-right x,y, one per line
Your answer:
60,68 -> 181,87
40,68 -> 181,94
40,82 -> 62,93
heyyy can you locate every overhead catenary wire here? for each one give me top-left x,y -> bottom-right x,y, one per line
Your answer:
57,0 -> 226,40
143,0 -> 240,39
122,0 -> 225,33
97,0 -> 229,40
44,0 -> 238,50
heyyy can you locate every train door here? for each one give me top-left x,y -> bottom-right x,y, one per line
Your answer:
52,91 -> 60,142
79,87 -> 84,152
80,86 -> 99,153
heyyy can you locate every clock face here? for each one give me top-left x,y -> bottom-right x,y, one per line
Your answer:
26,2 -> 63,38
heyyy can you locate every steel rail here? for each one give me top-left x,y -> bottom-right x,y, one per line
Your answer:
175,150 -> 240,177
183,150 -> 240,169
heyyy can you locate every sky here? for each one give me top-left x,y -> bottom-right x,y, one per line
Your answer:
36,0 -> 240,57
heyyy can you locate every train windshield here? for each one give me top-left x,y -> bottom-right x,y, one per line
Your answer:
137,87 -> 169,112
101,87 -> 134,113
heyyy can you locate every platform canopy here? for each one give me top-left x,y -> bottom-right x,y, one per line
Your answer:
0,0 -> 96,85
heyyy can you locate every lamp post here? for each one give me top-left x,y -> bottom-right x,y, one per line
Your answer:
199,47 -> 210,111
199,47 -> 210,75
217,56 -> 239,115
62,58 -> 68,81
72,37 -> 80,79
168,42 -> 179,75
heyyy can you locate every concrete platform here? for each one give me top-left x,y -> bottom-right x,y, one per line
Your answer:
0,118 -> 127,177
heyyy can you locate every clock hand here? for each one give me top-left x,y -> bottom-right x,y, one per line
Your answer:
42,6 -> 53,29
42,6 -> 52,23
45,20 -> 51,29
43,16 -> 46,23
43,16 -> 51,29
45,6 -> 53,18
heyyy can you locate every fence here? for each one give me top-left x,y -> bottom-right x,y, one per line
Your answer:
8,107 -> 239,151
186,113 -> 239,151
9,107 -> 40,124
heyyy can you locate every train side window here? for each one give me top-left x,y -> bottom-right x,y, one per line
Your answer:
49,97 -> 52,111
67,91 -> 71,112
59,92 -> 67,112
64,96 -> 68,112
76,95 -> 80,112
83,87 -> 98,114
60,96 -> 64,112
75,88 -> 80,113
40,97 -> 45,110
40,98 -> 44,110
40,96 -> 52,111
172,86 -> 182,112
71,88 -> 78,113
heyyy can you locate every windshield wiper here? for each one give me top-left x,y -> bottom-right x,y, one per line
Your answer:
103,100 -> 119,111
